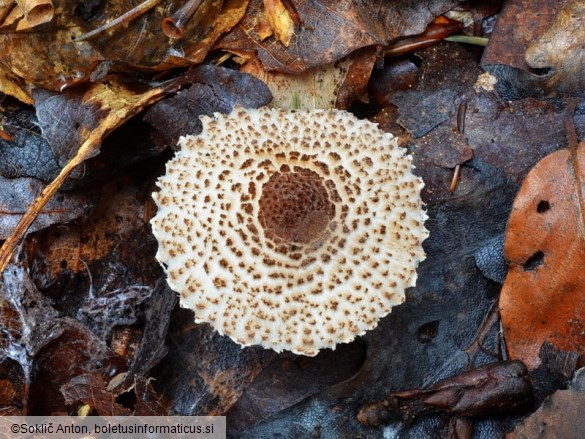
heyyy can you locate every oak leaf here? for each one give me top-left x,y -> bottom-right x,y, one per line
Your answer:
500,141 -> 585,369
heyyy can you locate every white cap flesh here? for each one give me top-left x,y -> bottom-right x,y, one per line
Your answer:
151,107 -> 428,356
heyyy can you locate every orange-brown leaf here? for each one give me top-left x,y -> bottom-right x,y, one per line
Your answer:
500,143 -> 585,369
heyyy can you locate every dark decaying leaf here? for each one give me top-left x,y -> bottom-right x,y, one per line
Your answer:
0,78 -> 170,273
530,342 -> 579,404
33,87 -> 108,174
61,373 -> 167,416
226,342 -> 366,432
143,64 -> 272,147
150,308 -> 276,417
0,254 -> 122,414
370,57 -> 421,107
132,376 -> 168,416
474,236 -> 507,284
387,42 -> 482,138
0,358 -> 25,415
357,361 -> 533,425
0,101 -> 61,182
0,177 -> 93,240
508,367 -> 585,439
216,0 -> 461,73
35,174 -> 176,388
334,47 -> 378,109
61,372 -> 132,416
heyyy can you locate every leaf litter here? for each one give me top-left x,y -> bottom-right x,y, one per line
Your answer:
1,1 -> 585,438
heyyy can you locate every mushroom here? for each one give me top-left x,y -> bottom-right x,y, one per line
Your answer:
151,107 -> 428,356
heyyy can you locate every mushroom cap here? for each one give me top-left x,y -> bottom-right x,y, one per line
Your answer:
151,107 -> 428,356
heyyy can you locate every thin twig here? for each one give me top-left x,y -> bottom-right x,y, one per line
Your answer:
444,35 -> 489,46
73,0 -> 162,42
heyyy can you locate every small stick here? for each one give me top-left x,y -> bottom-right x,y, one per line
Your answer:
0,129 -> 12,142
565,98 -> 578,152
456,100 -> 467,133
0,209 -> 68,215
73,0 -> 162,42
443,35 -> 488,46
451,100 -> 467,193
450,164 -> 461,193
565,98 -> 585,231
162,0 -> 204,39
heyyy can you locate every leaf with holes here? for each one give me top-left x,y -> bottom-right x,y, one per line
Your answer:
500,143 -> 585,369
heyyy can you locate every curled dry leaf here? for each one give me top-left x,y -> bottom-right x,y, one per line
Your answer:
6,0 -> 54,30
524,0 -> 585,98
500,140 -> 585,369
0,63 -> 31,104
357,361 -> 533,426
480,0 -> 584,100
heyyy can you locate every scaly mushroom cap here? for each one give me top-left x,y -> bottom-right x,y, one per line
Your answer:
151,107 -> 428,356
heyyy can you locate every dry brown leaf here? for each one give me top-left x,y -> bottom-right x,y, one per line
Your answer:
0,0 -> 248,91
177,0 -> 249,65
216,0 -> 460,74
13,0 -> 54,30
500,135 -> 585,369
0,63 -> 32,104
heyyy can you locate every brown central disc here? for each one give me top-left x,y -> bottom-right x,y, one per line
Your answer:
258,168 -> 335,244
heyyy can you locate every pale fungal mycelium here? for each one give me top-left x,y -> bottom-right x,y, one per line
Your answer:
151,107 -> 429,356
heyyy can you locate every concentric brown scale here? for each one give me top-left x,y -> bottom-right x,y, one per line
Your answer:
151,107 -> 429,356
